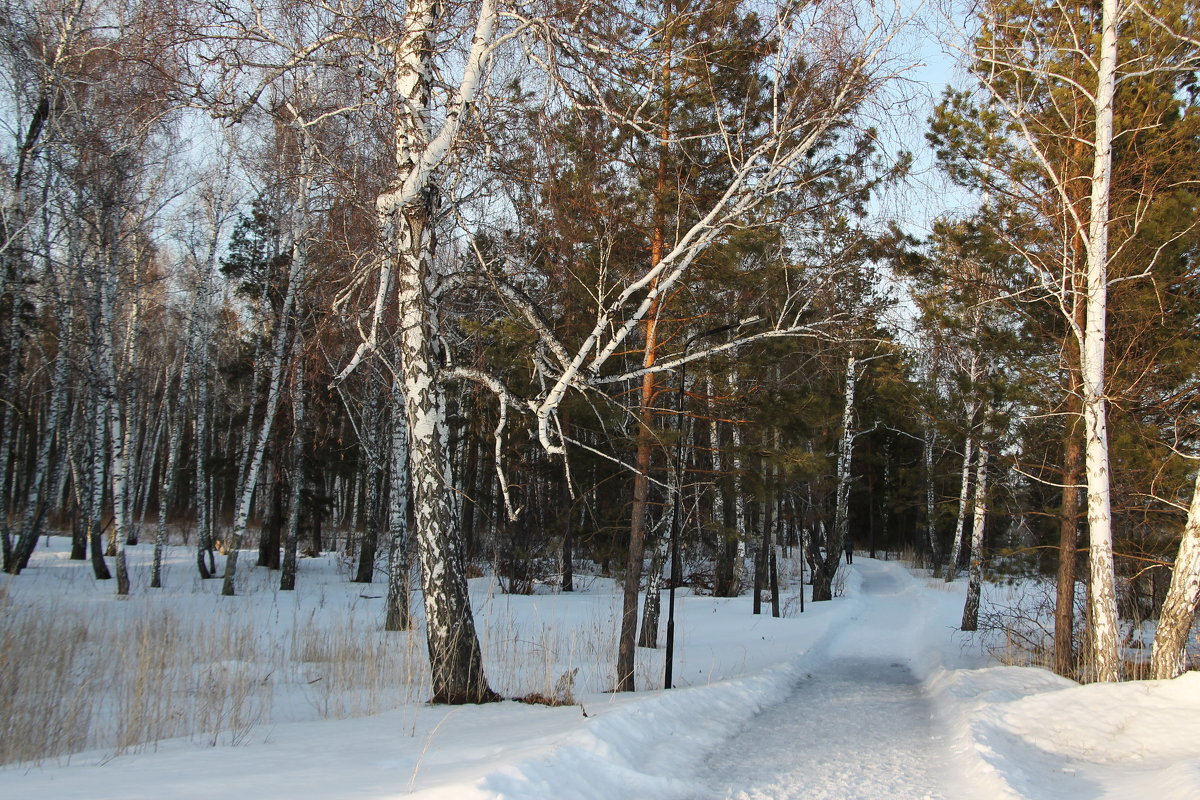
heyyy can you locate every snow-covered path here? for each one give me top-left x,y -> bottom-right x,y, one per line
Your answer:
695,561 -> 967,800
6,546 -> 1200,800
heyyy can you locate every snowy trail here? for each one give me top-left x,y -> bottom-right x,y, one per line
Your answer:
694,560 -> 967,800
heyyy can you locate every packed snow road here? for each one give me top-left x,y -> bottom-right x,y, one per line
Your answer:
694,561 -> 969,800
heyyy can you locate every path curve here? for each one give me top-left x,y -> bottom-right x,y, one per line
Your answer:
693,559 -> 966,800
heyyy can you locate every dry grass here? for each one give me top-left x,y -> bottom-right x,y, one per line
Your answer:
0,561 -> 628,767
970,579 -> 1200,682
0,583 -> 432,766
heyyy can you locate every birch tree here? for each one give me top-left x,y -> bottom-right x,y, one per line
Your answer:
961,422 -> 991,631
936,0 -> 1200,681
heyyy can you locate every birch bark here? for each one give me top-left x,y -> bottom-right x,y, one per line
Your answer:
813,356 -> 858,602
220,155 -> 308,595
961,437 -> 990,631
945,428 -> 976,583
1150,468 -> 1200,678
371,0 -> 498,703
1081,0 -> 1121,682
384,378 -> 412,631
280,354 -> 306,591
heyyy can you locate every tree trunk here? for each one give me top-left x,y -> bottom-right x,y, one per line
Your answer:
945,426 -> 976,583
638,524 -> 666,648
1055,403 -> 1083,676
393,203 -> 494,702
1081,0 -> 1120,683
354,377 -> 386,583
560,409 -> 574,592
961,440 -> 990,631
814,356 -> 857,601
258,469 -> 284,570
1150,468 -> 1200,679
281,356 -> 306,591
709,373 -> 737,597
923,421 -> 939,572
221,248 -> 303,594
617,334 -> 659,689
384,381 -> 412,630
729,366 -> 749,590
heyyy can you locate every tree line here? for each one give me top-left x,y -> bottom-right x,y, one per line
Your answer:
1,0 -> 1198,701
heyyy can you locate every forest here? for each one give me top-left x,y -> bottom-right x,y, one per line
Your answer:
1,0 -> 1199,716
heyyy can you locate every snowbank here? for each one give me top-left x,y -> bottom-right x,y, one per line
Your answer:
4,544 -> 1200,799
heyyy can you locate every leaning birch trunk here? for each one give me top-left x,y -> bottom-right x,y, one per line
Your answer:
13,297 -> 73,572
280,354 -> 306,591
1150,468 -> 1200,679
923,423 -> 938,571
221,217 -> 305,595
155,209 -> 226,585
0,309 -> 22,572
944,428 -> 976,583
961,441 -> 990,631
1080,0 -> 1121,683
638,517 -> 668,648
384,380 -> 412,631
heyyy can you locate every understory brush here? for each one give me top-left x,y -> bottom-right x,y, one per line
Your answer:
973,578 -> 1200,682
0,542 -> 624,767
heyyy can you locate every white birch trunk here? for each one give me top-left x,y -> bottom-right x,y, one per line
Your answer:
0,309 -> 22,570
152,333 -> 194,586
945,430 -> 975,583
221,151 -> 309,595
12,297 -> 71,570
369,0 -> 499,703
728,365 -> 747,579
1150,468 -> 1200,679
194,287 -> 215,577
962,441 -> 990,631
833,356 -> 857,556
814,356 -> 858,601
385,380 -> 412,631
923,421 -> 938,568
706,373 -> 737,595
946,344 -> 984,583
638,516 -> 668,648
1081,0 -> 1121,682
281,354 -> 306,591
220,270 -> 302,595
97,214 -> 131,595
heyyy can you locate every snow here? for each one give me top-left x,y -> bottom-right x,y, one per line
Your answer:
3,543 -> 1200,799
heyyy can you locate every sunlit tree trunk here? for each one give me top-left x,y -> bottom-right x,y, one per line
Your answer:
1080,0 -> 1120,682
371,0 -> 498,703
1150,468 -> 1200,679
961,436 -> 990,631
813,356 -> 857,601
